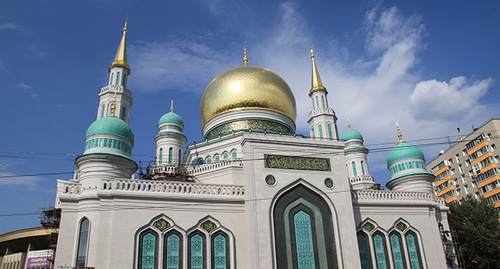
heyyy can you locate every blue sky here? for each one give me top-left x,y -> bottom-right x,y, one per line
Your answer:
0,1 -> 498,234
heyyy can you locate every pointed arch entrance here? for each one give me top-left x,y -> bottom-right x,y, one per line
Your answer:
273,183 -> 338,269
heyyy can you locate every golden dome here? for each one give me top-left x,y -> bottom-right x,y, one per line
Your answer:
199,66 -> 297,127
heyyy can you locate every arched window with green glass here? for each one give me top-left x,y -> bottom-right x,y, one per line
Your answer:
223,152 -> 228,159
352,161 -> 358,177
357,232 -> 371,269
215,155 -> 220,161
327,124 -> 333,140
168,147 -> 173,164
315,96 -> 320,109
405,231 -> 423,269
159,148 -> 163,165
372,232 -> 389,269
121,106 -> 126,121
321,95 -> 326,108
361,160 -> 366,175
212,231 -> 229,269
389,232 -> 406,269
122,73 -> 126,86
188,231 -> 206,269
110,73 -> 114,85
231,150 -> 237,158
318,125 -> 323,140
206,157 -> 212,164
164,230 -> 182,269
138,229 -> 158,269
75,218 -> 90,269
178,149 -> 182,165
100,104 -> 105,118
116,72 -> 121,85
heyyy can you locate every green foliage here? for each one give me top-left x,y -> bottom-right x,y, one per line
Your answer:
448,195 -> 500,268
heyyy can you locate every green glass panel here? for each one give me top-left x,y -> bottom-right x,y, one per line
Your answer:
390,234 -> 405,269
213,234 -> 227,269
294,210 -> 315,269
357,234 -> 370,269
142,233 -> 155,269
190,234 -> 203,269
166,234 -> 180,269
406,233 -> 421,269
373,234 -> 387,269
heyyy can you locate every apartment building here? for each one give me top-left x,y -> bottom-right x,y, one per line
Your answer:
427,119 -> 500,208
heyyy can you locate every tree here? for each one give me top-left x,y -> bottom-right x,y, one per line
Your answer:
448,195 -> 500,269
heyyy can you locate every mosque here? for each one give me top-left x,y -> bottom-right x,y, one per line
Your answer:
53,23 -> 453,268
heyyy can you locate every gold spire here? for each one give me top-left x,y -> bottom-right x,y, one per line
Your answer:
111,92 -> 117,117
170,100 -> 174,113
243,42 -> 249,66
310,47 -> 326,92
348,119 -> 351,130
109,20 -> 130,70
396,122 -> 403,143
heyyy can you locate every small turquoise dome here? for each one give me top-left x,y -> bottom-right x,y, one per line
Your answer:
387,142 -> 425,166
159,112 -> 184,127
341,129 -> 364,141
86,117 -> 134,143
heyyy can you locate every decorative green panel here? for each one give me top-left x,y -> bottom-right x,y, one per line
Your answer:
265,175 -> 276,186
142,233 -> 155,269
406,233 -> 422,269
201,220 -> 217,233
324,178 -> 334,188
396,222 -> 407,232
205,119 -> 293,139
213,234 -> 227,269
294,211 -> 315,269
264,154 -> 331,171
357,234 -> 371,269
373,234 -> 388,269
390,234 -> 405,269
363,222 -> 375,232
190,234 -> 203,269
153,219 -> 169,232
165,234 -> 180,269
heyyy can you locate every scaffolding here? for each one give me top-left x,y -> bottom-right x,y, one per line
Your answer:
40,207 -> 61,268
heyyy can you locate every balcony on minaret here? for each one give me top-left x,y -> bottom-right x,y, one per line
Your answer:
308,107 -> 335,119
100,84 -> 132,97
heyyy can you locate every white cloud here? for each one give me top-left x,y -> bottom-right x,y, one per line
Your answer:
16,81 -> 33,89
0,172 -> 45,191
409,77 -> 493,122
0,23 -> 24,31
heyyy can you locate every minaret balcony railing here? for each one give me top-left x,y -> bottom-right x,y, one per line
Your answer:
187,158 -> 244,175
352,190 -> 437,203
349,175 -> 374,185
307,107 -> 335,118
100,85 -> 132,97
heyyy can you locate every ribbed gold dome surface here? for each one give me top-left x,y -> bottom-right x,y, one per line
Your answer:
200,66 -> 297,126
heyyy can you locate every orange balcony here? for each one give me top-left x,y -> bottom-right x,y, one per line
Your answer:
471,152 -> 493,167
445,196 -> 458,203
438,185 -> 455,197
482,187 -> 500,199
433,165 -> 450,177
467,141 -> 489,155
435,176 -> 452,187
477,175 -> 500,189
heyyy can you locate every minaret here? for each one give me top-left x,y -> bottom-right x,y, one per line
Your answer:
341,120 -> 375,190
307,48 -> 338,140
154,101 -> 187,167
96,21 -> 133,124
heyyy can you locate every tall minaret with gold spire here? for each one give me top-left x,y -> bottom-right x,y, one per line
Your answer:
307,48 -> 338,140
97,21 -> 133,124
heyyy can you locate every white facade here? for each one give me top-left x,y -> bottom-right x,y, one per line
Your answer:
53,25 -> 453,269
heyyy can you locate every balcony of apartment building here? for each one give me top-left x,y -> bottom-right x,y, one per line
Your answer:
433,163 -> 457,203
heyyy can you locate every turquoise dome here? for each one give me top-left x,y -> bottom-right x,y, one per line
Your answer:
387,142 -> 425,166
159,112 -> 184,127
86,117 -> 134,143
341,129 -> 364,141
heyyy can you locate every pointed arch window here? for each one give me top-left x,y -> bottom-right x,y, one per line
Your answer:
110,73 -> 114,85
357,232 -> 371,269
318,125 -> 323,140
159,148 -> 163,165
168,147 -> 173,164
139,230 -> 158,269
122,73 -> 126,86
188,232 -> 206,269
75,218 -> 90,269
223,152 -> 228,159
121,106 -> 126,121
212,232 -> 229,269
100,104 -> 105,118
321,95 -> 326,108
361,160 -> 366,175
116,72 -> 121,85
215,155 -> 220,162
405,231 -> 423,269
231,150 -> 237,158
352,161 -> 358,177
206,157 -> 212,164
373,232 -> 389,269
178,149 -> 182,166
327,124 -> 333,140
164,230 -> 182,269
390,232 -> 406,269
315,96 -> 320,109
